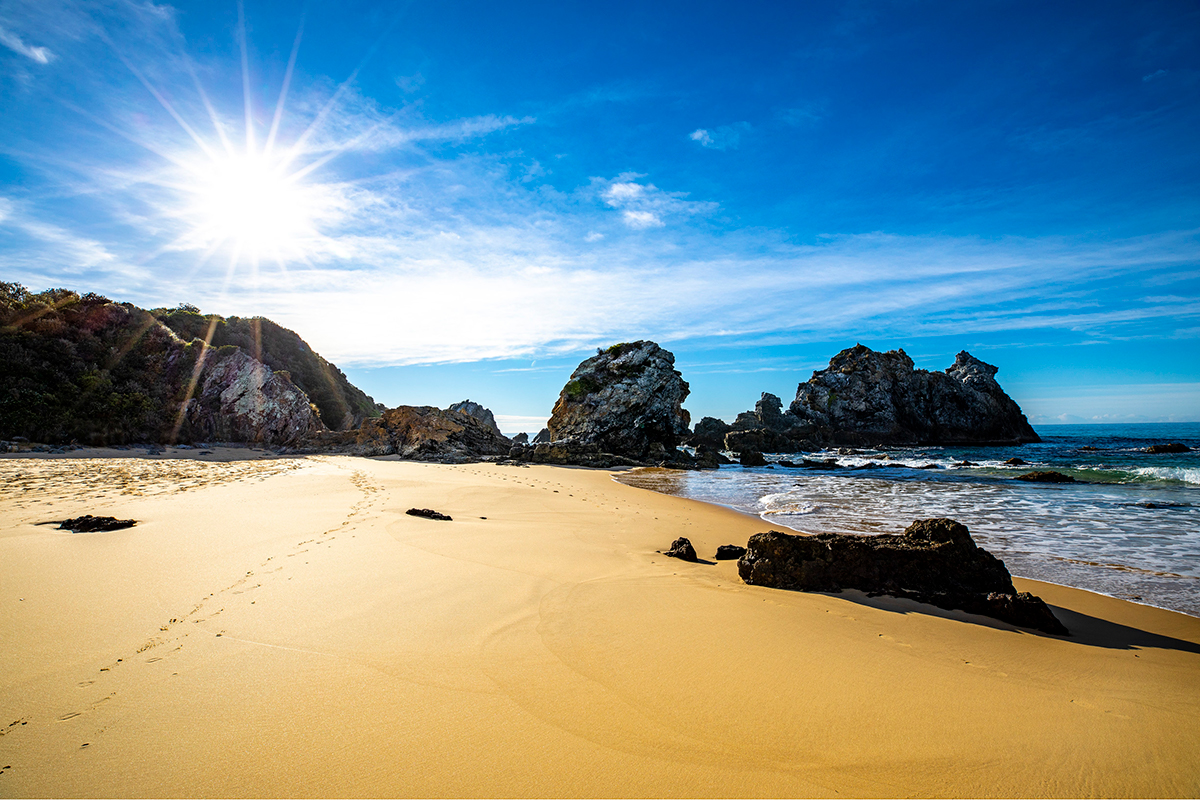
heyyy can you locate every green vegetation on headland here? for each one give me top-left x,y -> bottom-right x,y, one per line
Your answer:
0,283 -> 379,445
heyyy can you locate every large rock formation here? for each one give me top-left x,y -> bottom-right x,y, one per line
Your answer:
737,518 -> 1067,634
184,349 -> 324,445
785,345 -> 1039,446
352,405 -> 512,462
545,341 -> 692,462
447,400 -> 501,434
0,283 -> 377,445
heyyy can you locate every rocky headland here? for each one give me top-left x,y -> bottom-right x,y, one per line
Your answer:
0,283 -> 365,447
700,344 -> 1039,452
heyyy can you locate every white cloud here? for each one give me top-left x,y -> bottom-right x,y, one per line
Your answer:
0,24 -> 53,63
599,174 -> 716,229
689,129 -> 713,146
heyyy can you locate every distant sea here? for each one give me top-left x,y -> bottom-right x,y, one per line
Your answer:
619,422 -> 1200,617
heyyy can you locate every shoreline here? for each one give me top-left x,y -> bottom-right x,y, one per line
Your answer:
2,454 -> 1198,797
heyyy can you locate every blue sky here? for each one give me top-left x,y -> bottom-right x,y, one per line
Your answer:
1,0 -> 1198,434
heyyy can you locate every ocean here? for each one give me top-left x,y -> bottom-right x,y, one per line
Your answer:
618,422 -> 1200,617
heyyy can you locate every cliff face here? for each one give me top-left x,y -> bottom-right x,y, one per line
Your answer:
183,350 -> 323,445
788,345 -> 1039,445
0,283 -> 359,446
154,308 -> 379,431
547,341 -> 691,461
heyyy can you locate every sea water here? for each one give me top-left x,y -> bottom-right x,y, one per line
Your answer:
618,422 -> 1200,617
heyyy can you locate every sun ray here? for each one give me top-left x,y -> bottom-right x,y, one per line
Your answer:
182,53 -> 237,157
97,29 -> 219,162
171,315 -> 220,444
237,0 -> 256,156
266,15 -> 306,158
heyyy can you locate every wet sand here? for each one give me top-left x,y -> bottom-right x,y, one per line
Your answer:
1,453 -> 1198,797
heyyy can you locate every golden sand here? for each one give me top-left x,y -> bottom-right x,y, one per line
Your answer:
1,452 -> 1197,797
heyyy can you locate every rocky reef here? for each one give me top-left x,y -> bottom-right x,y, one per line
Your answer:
713,345 -> 1039,451
737,518 -> 1067,634
510,341 -> 696,466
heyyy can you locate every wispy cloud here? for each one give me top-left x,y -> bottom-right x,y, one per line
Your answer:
0,24 -> 54,63
689,122 -> 750,150
599,174 -> 716,229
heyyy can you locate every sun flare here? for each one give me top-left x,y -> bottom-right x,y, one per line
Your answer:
181,149 -> 332,265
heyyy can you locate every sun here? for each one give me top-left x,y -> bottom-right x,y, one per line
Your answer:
183,150 -> 321,263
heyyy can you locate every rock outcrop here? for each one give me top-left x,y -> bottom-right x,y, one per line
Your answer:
664,537 -> 698,561
545,341 -> 692,462
737,518 -> 1067,634
688,416 -> 732,449
447,400 -> 501,434
185,349 -> 324,446
786,345 -> 1039,446
352,405 -> 512,462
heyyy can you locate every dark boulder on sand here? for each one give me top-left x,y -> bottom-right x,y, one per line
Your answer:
715,544 -> 747,560
736,518 -> 1067,634
664,537 -> 698,562
58,515 -> 136,532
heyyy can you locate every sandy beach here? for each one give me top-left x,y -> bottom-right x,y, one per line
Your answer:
1,452 -> 1198,798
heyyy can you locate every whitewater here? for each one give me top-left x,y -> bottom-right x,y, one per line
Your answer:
620,422 -> 1200,617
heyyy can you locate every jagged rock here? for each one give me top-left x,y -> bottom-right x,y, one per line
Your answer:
406,508 -> 452,521
664,537 -> 697,562
447,400 -> 501,435
184,350 -> 324,446
58,515 -> 136,532
352,405 -> 511,462
787,345 -> 1039,446
1016,471 -> 1076,483
689,416 -> 732,449
739,450 -> 767,467
737,519 -> 1067,634
532,428 -> 551,444
547,341 -> 691,461
1146,442 -> 1191,454
715,544 -> 747,560
722,393 -> 815,453
511,432 -> 530,445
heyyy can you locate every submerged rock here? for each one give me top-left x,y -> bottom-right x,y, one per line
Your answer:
1005,457 -> 1028,465
788,345 -> 1039,446
1015,471 -> 1077,483
1146,442 -> 1191,454
738,450 -> 768,467
664,537 -> 698,562
547,341 -> 691,462
737,518 -> 1068,635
